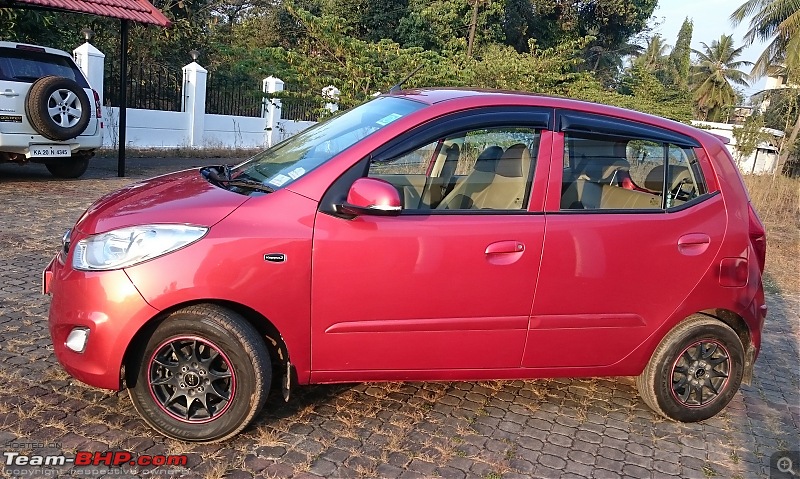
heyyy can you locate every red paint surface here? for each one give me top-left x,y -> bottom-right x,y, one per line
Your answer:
47,89 -> 766,390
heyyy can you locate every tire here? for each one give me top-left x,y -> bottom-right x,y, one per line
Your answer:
636,315 -> 744,422
128,305 -> 271,442
25,76 -> 91,141
45,155 -> 90,179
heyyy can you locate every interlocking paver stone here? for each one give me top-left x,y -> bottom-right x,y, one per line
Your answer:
0,157 -> 798,478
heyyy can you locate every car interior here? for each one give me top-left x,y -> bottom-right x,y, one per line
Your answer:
560,136 -> 703,210
370,128 -> 540,211
370,131 -> 703,212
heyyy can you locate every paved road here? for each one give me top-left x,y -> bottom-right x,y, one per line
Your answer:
0,157 -> 798,478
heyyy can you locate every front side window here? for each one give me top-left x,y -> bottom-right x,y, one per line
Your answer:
561,133 -> 707,211
368,127 -> 541,211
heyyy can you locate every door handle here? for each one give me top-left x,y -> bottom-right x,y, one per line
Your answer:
1,89 -> 19,97
485,240 -> 525,255
677,233 -> 710,256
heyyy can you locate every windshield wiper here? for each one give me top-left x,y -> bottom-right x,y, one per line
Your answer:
201,166 -> 274,193
221,178 -> 275,193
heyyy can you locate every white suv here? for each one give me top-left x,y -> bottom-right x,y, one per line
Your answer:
0,41 -> 103,178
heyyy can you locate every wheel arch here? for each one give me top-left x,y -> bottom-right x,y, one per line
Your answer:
698,308 -> 751,351
122,299 -> 292,389
699,308 -> 756,384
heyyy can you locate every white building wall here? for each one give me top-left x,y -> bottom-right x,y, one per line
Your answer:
691,121 -> 784,175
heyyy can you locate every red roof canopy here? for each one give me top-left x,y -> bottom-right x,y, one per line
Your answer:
4,0 -> 171,26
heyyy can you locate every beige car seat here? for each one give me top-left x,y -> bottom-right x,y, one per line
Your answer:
437,144 -> 532,210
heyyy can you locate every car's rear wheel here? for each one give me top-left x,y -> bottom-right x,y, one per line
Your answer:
128,305 -> 271,442
636,315 -> 743,422
45,154 -> 90,178
25,76 -> 91,141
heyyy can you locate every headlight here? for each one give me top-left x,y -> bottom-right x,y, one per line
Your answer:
72,224 -> 208,271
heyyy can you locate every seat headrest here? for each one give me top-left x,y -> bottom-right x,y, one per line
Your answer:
474,146 -> 504,172
496,144 -> 531,178
644,165 -> 664,191
644,164 -> 692,191
600,159 -> 630,179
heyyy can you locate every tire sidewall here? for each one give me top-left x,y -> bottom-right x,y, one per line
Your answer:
45,155 -> 90,178
129,314 -> 267,442
653,324 -> 744,422
25,76 -> 91,141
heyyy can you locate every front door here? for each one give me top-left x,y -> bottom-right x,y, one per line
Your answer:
311,125 -> 550,374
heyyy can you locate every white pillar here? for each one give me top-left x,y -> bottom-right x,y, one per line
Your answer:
182,61 -> 208,148
263,76 -> 284,147
322,85 -> 340,114
73,42 -> 105,105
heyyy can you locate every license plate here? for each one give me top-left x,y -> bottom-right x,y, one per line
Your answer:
28,145 -> 71,158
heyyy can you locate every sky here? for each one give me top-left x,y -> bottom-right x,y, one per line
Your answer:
652,0 -> 770,97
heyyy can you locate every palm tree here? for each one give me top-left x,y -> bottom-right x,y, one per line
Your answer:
633,35 -> 669,71
730,0 -> 800,76
731,0 -> 800,171
690,35 -> 752,121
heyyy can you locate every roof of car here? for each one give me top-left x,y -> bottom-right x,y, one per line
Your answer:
389,88 -> 717,146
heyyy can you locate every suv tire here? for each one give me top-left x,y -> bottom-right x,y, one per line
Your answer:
45,154 -> 90,178
25,76 -> 91,141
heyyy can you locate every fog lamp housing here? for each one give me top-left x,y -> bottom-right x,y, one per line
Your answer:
65,327 -> 90,353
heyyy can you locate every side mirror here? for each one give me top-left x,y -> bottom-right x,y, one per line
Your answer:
340,177 -> 402,216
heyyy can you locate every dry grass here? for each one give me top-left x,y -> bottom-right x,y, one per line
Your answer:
96,146 -> 260,160
742,174 -> 800,295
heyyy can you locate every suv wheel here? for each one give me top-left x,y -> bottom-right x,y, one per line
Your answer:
636,315 -> 744,422
45,154 -> 90,179
128,305 -> 271,442
25,76 -> 91,141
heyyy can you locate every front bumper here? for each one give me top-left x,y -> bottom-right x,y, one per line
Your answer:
45,255 -> 159,390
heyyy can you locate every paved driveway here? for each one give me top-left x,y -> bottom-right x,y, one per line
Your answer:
1,158 -> 798,479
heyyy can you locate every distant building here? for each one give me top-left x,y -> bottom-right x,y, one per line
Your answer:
692,121 -> 784,175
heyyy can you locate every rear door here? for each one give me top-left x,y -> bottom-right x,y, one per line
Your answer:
523,111 -> 725,369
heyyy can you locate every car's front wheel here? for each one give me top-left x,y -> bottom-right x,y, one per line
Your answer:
636,315 -> 744,422
128,305 -> 271,442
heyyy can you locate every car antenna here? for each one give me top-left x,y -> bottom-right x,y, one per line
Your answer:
389,64 -> 425,94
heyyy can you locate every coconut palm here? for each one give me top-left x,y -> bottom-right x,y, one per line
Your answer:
633,34 -> 669,71
730,0 -> 800,76
731,0 -> 800,171
690,34 -> 753,121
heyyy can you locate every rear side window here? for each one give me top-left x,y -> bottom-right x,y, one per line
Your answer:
0,48 -> 88,87
561,132 -> 707,211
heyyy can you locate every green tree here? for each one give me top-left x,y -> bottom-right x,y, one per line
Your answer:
667,18 -> 693,87
319,0 -> 409,42
633,34 -> 669,71
730,0 -> 800,76
731,0 -> 800,172
690,35 -> 752,121
731,113 -> 771,169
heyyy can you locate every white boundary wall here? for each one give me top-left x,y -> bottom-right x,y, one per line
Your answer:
74,42 -> 319,151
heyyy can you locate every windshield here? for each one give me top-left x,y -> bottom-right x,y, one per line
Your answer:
231,97 -> 425,189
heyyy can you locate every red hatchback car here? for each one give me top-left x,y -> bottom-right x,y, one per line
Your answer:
44,89 -> 767,442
